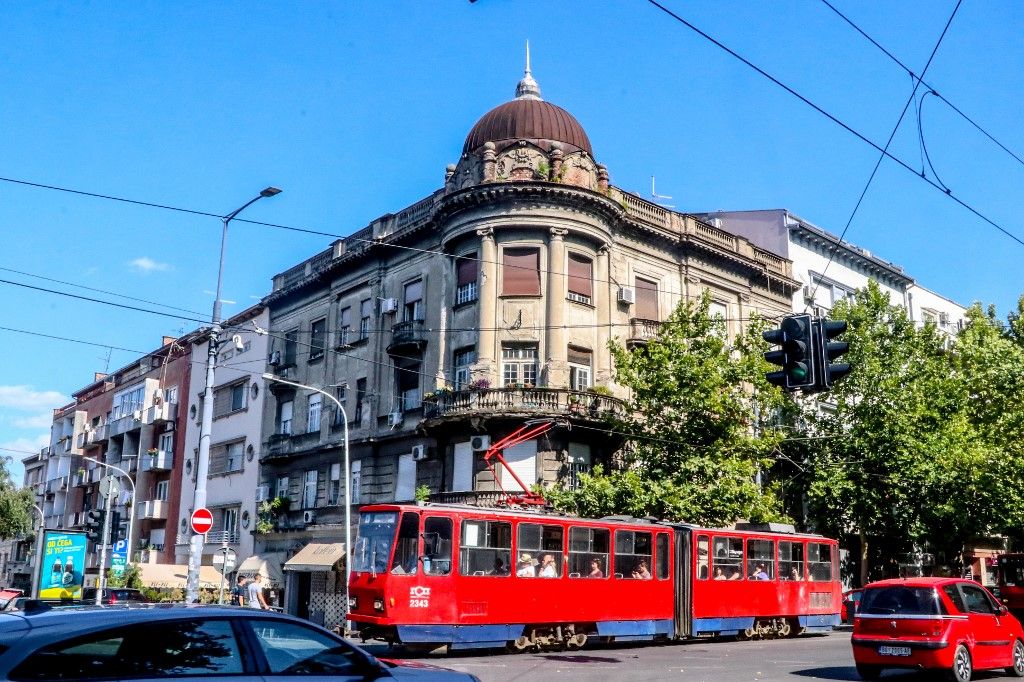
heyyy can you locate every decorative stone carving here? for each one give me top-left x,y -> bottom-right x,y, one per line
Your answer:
559,152 -> 598,189
476,227 -> 494,239
597,164 -> 609,192
549,227 -> 568,240
482,142 -> 496,183
495,145 -> 547,182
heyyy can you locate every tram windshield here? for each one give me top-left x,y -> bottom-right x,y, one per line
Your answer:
999,555 -> 1024,586
352,511 -> 398,574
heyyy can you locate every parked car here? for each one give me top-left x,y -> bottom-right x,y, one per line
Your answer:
79,587 -> 151,604
841,588 -> 864,623
851,577 -> 1024,681
0,604 -> 479,681
0,597 -> 30,613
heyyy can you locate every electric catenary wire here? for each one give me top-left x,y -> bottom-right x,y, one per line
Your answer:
643,0 -> 1024,251
805,0 -> 962,308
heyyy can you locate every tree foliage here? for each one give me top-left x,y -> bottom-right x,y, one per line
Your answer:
549,293 -> 787,526
0,456 -> 33,540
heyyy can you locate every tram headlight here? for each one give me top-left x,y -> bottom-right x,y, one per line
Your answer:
348,597 -> 357,609
373,598 -> 384,612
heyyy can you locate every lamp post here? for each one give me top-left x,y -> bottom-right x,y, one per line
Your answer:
81,456 -> 138,569
186,187 -> 281,604
262,373 -> 350,627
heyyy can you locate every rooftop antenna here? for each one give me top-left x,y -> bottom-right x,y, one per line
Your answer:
99,346 -> 113,374
651,176 -> 675,208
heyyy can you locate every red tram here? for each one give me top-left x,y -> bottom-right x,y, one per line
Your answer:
997,553 -> 1024,617
348,503 -> 841,651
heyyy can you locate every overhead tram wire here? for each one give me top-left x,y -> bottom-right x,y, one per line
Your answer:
643,0 -> 1024,251
806,0 -> 962,306
818,0 -> 1024,169
0,177 -> 787,312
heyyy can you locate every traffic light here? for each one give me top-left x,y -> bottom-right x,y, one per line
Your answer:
110,510 -> 126,542
816,318 -> 851,389
85,509 -> 105,542
763,314 -> 815,390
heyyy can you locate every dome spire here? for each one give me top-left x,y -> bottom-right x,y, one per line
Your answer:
515,40 -> 542,101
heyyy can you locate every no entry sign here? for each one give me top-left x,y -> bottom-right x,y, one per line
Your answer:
191,507 -> 214,535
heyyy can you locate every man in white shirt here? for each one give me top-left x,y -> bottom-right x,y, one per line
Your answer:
539,554 -> 558,578
247,573 -> 269,610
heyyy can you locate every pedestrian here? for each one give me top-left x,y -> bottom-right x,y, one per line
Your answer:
230,575 -> 247,606
247,573 -> 269,610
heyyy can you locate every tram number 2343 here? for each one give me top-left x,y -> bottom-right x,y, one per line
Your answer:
408,586 -> 431,608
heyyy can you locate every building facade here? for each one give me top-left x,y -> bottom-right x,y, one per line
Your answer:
252,68 -> 800,628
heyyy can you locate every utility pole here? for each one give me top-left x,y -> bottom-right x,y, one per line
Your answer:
186,187 -> 281,604
95,476 -> 116,604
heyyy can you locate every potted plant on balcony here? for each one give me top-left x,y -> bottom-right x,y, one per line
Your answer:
467,378 -> 490,392
414,484 -> 431,505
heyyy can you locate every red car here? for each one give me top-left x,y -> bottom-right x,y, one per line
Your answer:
851,577 -> 1024,681
842,588 -> 864,624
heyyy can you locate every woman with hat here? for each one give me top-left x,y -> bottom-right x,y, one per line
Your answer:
516,553 -> 537,577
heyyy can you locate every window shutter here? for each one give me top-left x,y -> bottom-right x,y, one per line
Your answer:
502,248 -> 541,296
213,386 -> 233,418
567,253 -> 593,298
635,277 -> 659,320
404,279 -> 423,303
457,256 -> 478,286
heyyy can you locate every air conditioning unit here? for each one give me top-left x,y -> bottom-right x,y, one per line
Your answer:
411,444 -> 427,461
380,298 -> 398,314
803,285 -> 815,303
268,350 -> 281,366
617,287 -> 636,305
255,485 -> 270,502
388,411 -> 403,427
302,510 -> 317,525
470,435 -> 490,452
132,410 -> 143,420
939,312 -> 950,325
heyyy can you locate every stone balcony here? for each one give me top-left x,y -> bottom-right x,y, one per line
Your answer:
387,319 -> 428,356
627,318 -> 661,346
423,387 -> 623,423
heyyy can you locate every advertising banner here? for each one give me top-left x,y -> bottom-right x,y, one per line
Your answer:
38,529 -> 87,600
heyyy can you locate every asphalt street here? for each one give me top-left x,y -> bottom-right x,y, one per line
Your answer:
360,628 -> 1009,682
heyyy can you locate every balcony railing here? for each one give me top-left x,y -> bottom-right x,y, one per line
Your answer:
388,319 -> 427,355
93,423 -> 109,444
138,500 -> 168,520
140,450 -> 173,472
427,490 -> 508,507
108,411 -> 143,438
423,387 -> 623,421
73,470 -> 90,487
144,402 -> 177,425
205,530 -> 240,544
627,318 -> 661,345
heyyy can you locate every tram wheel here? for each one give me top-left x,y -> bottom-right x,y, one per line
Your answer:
778,620 -> 792,637
511,636 -> 532,652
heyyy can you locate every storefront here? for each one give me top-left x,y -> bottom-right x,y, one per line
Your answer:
283,542 -> 346,631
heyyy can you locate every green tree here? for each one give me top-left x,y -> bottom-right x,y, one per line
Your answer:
549,293 -> 787,526
0,455 -> 34,540
106,562 -> 143,589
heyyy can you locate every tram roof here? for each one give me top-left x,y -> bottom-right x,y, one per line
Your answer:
358,503 -> 834,540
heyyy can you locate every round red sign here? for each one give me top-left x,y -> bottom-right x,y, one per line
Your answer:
191,507 -> 214,535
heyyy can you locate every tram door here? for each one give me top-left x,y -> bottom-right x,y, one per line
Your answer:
672,526 -> 693,638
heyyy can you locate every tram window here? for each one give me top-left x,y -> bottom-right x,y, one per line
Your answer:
568,526 -> 609,579
656,533 -> 669,580
422,516 -> 453,576
779,541 -> 805,580
808,542 -> 833,581
390,512 -> 420,575
614,530 -> 653,579
712,537 -> 743,580
746,539 -> 774,580
697,535 -> 710,580
459,520 -> 511,577
518,523 -> 564,578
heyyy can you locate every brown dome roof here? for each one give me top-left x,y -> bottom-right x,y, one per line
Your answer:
463,97 -> 593,156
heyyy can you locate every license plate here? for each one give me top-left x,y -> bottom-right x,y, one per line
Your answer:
878,646 -> 912,657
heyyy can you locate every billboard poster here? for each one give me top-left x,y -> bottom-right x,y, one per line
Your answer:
38,529 -> 88,600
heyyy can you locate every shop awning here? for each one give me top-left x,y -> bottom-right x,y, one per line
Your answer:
237,553 -> 286,588
284,543 -> 346,572
138,564 -> 223,589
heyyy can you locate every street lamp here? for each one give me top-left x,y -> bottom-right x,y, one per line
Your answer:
80,456 -> 136,602
186,187 -> 281,604
262,373 -> 351,626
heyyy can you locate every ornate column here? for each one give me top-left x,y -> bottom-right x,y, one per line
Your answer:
476,228 -> 497,380
594,245 -> 611,384
546,228 -> 568,387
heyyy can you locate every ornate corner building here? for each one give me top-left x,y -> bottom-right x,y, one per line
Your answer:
255,62 -> 801,569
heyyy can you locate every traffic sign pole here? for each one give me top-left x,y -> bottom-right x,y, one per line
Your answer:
96,484 -> 114,604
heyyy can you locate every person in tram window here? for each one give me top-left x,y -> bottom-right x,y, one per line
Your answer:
788,566 -> 801,581
631,560 -> 652,580
713,566 -> 726,580
751,563 -> 770,581
490,556 -> 509,576
589,558 -> 604,578
517,553 -> 537,577
539,554 -> 558,578
728,567 -> 742,580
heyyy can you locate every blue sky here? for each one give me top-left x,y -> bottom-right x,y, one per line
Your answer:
2,1 -> 1022,484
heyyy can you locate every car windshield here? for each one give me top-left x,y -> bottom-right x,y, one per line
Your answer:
859,586 -> 945,616
351,512 -> 398,574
